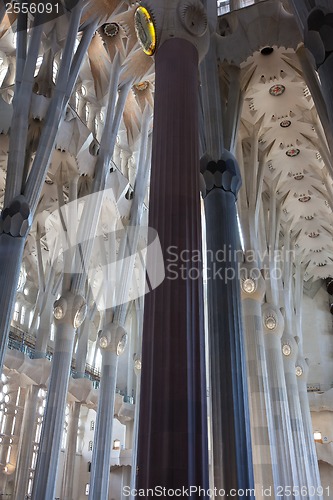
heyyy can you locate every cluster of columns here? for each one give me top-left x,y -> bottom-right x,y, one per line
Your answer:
240,273 -> 322,499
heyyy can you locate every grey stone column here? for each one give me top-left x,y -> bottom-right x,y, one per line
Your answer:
61,401 -> 81,500
89,323 -> 127,500
240,264 -> 277,498
0,196 -> 31,370
13,385 -> 39,499
202,151 -> 254,499
303,7 -> 333,131
281,332 -> 313,495
31,292 -> 86,500
296,356 -> 323,499
262,304 -> 300,498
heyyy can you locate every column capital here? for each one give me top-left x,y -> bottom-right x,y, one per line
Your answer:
304,6 -> 333,69
201,150 -> 242,198
137,0 -> 210,61
98,322 -> 127,355
53,292 -> 87,329
0,195 -> 32,237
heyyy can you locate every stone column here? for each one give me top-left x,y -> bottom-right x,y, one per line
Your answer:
61,401 -> 81,500
137,37 -> 209,493
13,385 -> 39,499
202,152 -> 254,498
31,292 -> 86,500
281,332 -> 313,494
262,304 -> 300,498
240,264 -> 277,497
296,355 -> 323,499
0,196 -> 31,370
303,7 -> 333,131
89,323 -> 127,500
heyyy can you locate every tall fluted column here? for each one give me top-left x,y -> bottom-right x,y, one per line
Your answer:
281,332 -> 313,494
32,292 -> 86,499
296,356 -> 322,498
13,385 -> 39,499
240,264 -> 277,497
137,37 -> 209,493
202,152 -> 254,499
61,401 -> 81,500
89,323 -> 127,500
262,304 -> 300,498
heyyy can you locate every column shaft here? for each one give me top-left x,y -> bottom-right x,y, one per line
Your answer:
204,185 -> 254,498
61,401 -> 81,500
89,349 -> 118,500
31,322 -> 74,499
137,37 -> 209,493
242,297 -> 277,497
13,385 -> 39,499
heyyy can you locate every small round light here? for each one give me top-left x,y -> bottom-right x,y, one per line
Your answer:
282,344 -> 291,356
265,315 -> 277,330
99,336 -> 108,349
54,305 -> 64,320
134,359 -> 142,371
117,334 -> 127,356
242,278 -> 256,294
295,365 -> 303,377
4,395 -> 9,404
73,303 -> 87,329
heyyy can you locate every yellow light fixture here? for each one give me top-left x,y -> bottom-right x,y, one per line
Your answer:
134,6 -> 156,56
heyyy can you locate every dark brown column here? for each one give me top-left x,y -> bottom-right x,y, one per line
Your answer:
137,38 -> 209,495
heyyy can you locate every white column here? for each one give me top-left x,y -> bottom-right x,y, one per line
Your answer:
240,264 -> 277,497
296,355 -> 323,499
262,303 -> 300,498
13,385 -> 39,499
281,331 -> 313,493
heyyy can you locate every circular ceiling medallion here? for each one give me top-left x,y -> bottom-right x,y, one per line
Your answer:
269,84 -> 285,96
286,148 -> 300,157
104,23 -> 119,37
298,195 -> 311,202
308,232 -> 319,238
293,173 -> 304,180
295,365 -> 303,377
179,2 -> 208,37
280,120 -> 291,128
134,6 -> 156,56
134,81 -> 149,91
282,343 -> 291,356
305,215 -> 314,220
